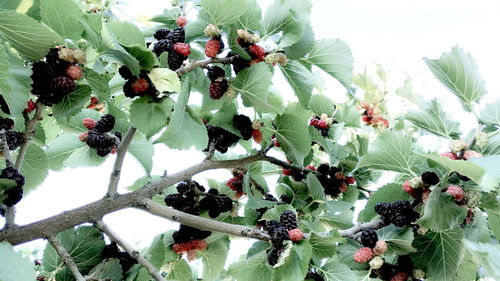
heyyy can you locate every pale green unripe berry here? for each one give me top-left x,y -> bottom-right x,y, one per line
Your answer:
413,269 -> 425,280
451,139 -> 467,153
369,256 -> 384,269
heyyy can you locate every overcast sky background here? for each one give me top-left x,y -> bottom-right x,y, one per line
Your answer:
5,0 -> 500,266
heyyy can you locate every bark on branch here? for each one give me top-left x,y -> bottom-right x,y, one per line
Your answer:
94,220 -> 167,281
107,126 -> 137,197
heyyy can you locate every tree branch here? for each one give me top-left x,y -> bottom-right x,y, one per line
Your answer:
93,220 -> 167,281
338,219 -> 387,239
261,155 -> 320,175
176,56 -> 236,76
15,99 -> 43,170
0,151 -> 267,245
46,236 -> 85,281
139,198 -> 270,241
107,126 -> 136,197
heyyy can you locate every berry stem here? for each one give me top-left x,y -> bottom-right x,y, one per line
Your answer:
46,236 -> 86,281
107,126 -> 137,197
94,220 -> 167,281
15,99 -> 44,170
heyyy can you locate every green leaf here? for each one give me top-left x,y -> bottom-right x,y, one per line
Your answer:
376,225 -> 416,255
480,98 -> 500,126
39,0 -> 83,40
45,133 -> 86,170
0,10 -> 62,61
128,135 -> 154,175
336,239 -> 368,270
200,0 -> 248,26
156,77 -> 209,150
262,0 -> 311,48
227,252 -> 272,281
0,242 -> 36,281
358,183 -> 410,222
143,234 -> 165,269
417,187 -> 467,231
124,46 -> 156,71
465,240 -> 500,280
52,85 -> 92,118
84,68 -> 110,101
102,49 -> 141,76
405,100 -> 460,139
233,0 -> 261,31
359,131 -> 422,176
486,208 -> 500,240
309,95 -> 335,116
88,259 -> 122,281
275,113 -> 312,165
424,45 -> 486,112
199,239 -> 229,281
334,104 -> 361,128
0,0 -> 22,10
305,39 -> 353,90
167,259 -> 192,281
468,155 -> 500,191
148,68 -> 181,93
284,25 -> 314,60
130,96 -> 174,138
233,63 -> 277,113
18,144 -> 48,194
105,21 -> 145,47
411,228 -> 465,281
306,173 -> 326,202
272,240 -> 312,281
80,14 -> 103,50
322,257 -> 358,281
280,60 -> 314,108
309,232 -> 341,260
150,8 -> 181,26
43,226 -> 105,276
0,44 -> 31,116
64,146 -> 107,168
423,154 -> 485,186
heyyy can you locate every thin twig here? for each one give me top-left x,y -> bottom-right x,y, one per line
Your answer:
338,219 -> 387,239
457,124 -> 483,159
15,99 -> 43,170
139,198 -> 271,241
261,155 -> 320,175
94,220 -> 167,281
176,56 -> 236,76
107,126 -> 137,197
46,236 -> 85,281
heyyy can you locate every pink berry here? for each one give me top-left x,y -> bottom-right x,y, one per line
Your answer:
346,176 -> 356,185
132,78 -> 149,93
205,38 -> 221,58
82,118 -> 96,129
282,169 -> 292,176
309,118 -> 319,126
317,119 -> 328,129
339,182 -> 348,193
440,151 -> 458,160
24,100 -> 35,113
353,247 -> 373,263
173,43 -> 191,56
391,271 -> 409,281
446,185 -> 464,201
249,44 -> 265,60
288,229 -> 303,242
78,132 -> 89,142
373,240 -> 387,256
66,65 -> 83,80
306,165 -> 316,171
176,16 -> 187,27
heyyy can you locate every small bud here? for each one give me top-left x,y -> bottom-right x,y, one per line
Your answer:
409,176 -> 425,189
252,121 -> 261,130
204,24 -> 221,37
475,131 -> 488,149
373,240 -> 387,256
369,256 -> 384,269
416,226 -> 428,236
413,269 -> 425,280
58,48 -> 75,63
225,85 -> 235,99
450,140 -> 467,153
320,113 -> 328,120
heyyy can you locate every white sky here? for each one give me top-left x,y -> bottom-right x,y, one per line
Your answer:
5,0 -> 500,267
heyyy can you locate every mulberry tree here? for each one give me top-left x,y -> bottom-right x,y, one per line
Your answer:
0,0 -> 499,280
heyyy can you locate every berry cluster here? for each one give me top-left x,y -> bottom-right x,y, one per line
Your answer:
402,171 -> 439,203
207,66 -> 228,100
203,24 -> 225,58
251,121 -> 263,143
30,47 -> 85,106
164,181 -> 205,214
206,125 -> 240,153
199,188 -> 233,218
265,210 -> 303,265
353,230 -> 386,263
309,114 -> 335,137
172,224 -> 211,260
102,242 -> 137,277
255,193 -> 278,227
282,162 -> 314,182
226,172 -> 245,198
369,255 -> 422,281
316,164 -> 356,197
359,102 -> 389,128
228,29 -> 266,74
80,114 -> 122,157
153,20 -> 187,70
374,201 -> 419,227
119,66 -> 159,98
233,114 -> 253,140
0,117 -> 24,151
0,167 -> 25,207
